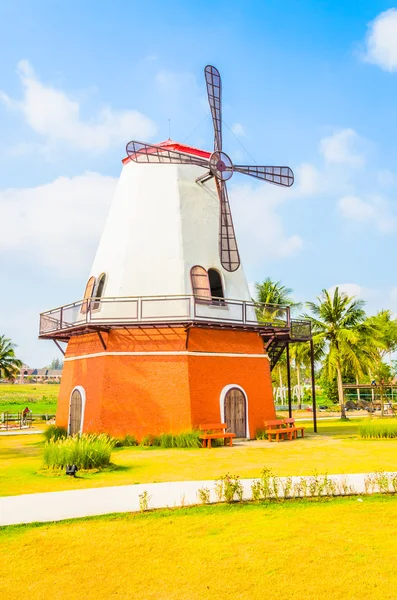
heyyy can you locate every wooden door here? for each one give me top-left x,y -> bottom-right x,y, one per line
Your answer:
224,388 -> 246,437
69,389 -> 82,435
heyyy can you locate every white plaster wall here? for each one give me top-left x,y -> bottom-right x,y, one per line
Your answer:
88,161 -> 252,305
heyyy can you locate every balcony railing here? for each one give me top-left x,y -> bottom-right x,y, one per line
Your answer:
39,295 -> 296,337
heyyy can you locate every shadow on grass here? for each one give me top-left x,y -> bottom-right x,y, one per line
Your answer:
36,463 -> 133,479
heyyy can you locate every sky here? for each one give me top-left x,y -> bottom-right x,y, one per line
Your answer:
1,1 -> 397,366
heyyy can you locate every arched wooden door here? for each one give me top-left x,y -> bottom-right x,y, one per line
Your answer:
69,389 -> 83,435
224,388 -> 246,438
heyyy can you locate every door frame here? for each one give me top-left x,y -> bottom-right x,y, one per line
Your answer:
220,384 -> 249,438
68,386 -> 86,435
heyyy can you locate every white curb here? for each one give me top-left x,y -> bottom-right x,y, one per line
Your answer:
1,472 -> 396,527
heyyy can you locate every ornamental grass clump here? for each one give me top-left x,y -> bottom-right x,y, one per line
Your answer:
359,419 -> 397,439
43,425 -> 67,442
140,430 -> 202,448
43,433 -> 115,470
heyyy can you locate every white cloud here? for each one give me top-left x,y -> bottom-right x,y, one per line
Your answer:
231,182 -> 303,264
320,129 -> 365,166
363,8 -> 397,71
338,194 -> 396,232
0,61 -> 156,151
294,163 -> 320,195
0,172 -> 117,276
231,123 -> 246,137
328,283 -> 378,301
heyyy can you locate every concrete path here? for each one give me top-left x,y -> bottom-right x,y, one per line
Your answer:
0,429 -> 44,436
0,472 -> 391,527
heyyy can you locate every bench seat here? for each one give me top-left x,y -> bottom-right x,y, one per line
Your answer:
199,423 -> 236,448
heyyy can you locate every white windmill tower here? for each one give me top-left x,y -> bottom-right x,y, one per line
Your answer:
40,65 -> 300,441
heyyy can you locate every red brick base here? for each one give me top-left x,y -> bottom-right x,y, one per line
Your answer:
56,326 -> 275,439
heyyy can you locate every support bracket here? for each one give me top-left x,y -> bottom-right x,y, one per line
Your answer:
53,339 -> 66,356
196,171 -> 214,185
97,330 -> 107,351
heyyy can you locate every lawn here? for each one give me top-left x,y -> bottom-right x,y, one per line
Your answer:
2,418 -> 397,497
2,496 -> 397,600
0,383 -> 59,414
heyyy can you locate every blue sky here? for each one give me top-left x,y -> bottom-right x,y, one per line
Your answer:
1,1 -> 397,366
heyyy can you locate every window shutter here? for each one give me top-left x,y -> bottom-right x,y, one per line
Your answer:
190,266 -> 211,301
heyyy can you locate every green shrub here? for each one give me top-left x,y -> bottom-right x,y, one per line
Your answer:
43,433 -> 116,470
114,434 -> 138,447
43,425 -> 68,442
359,419 -> 397,439
139,430 -> 202,448
140,434 -> 160,447
215,473 -> 243,502
255,428 -> 268,440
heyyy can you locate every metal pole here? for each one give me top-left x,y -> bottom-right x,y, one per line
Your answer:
286,343 -> 292,418
310,339 -> 317,433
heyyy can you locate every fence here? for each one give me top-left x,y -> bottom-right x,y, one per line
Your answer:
0,412 -> 55,430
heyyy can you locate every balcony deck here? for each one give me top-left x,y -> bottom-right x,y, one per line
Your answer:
39,295 -> 311,344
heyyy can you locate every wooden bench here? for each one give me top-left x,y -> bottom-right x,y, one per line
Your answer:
284,418 -> 305,439
265,419 -> 295,442
199,423 -> 236,448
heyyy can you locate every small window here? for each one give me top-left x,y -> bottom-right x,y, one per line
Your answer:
92,273 -> 106,310
190,266 -> 211,301
81,276 -> 96,315
208,268 -> 224,299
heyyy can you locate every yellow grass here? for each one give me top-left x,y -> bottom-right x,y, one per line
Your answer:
2,497 -> 397,600
1,419 -> 397,496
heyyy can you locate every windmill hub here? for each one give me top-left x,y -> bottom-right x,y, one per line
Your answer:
126,64 -> 294,272
209,151 -> 233,181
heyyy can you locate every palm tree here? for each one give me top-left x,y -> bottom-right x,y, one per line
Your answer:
289,342 -> 310,409
0,335 -> 22,380
255,278 -> 297,306
367,310 -> 397,366
254,277 -> 301,327
305,288 -> 380,418
255,278 -> 299,393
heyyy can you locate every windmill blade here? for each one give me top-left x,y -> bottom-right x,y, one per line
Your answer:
204,65 -> 222,153
215,179 -> 240,272
126,140 -> 210,169
234,165 -> 294,187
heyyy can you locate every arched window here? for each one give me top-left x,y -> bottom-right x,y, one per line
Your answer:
208,268 -> 224,299
92,273 -> 106,310
190,266 -> 211,301
81,276 -> 96,314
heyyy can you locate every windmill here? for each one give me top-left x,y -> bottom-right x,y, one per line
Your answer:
126,65 -> 294,273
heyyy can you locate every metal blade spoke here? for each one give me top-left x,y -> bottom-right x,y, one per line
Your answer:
234,165 -> 294,187
204,65 -> 222,153
216,179 -> 240,272
126,141 -> 210,169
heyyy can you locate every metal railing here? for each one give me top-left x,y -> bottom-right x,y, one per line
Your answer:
39,295 -> 292,335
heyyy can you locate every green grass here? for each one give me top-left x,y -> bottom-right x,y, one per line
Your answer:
1,418 -> 397,497
0,383 -> 59,414
359,418 -> 397,438
2,496 -> 397,599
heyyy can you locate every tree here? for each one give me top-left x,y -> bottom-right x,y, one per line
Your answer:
289,342 -> 310,409
255,278 -> 299,392
0,335 -> 22,380
305,287 -> 381,418
367,310 -> 397,366
255,278 -> 297,307
47,357 -> 64,370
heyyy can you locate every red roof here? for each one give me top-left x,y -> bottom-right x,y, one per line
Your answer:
122,139 -> 211,164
